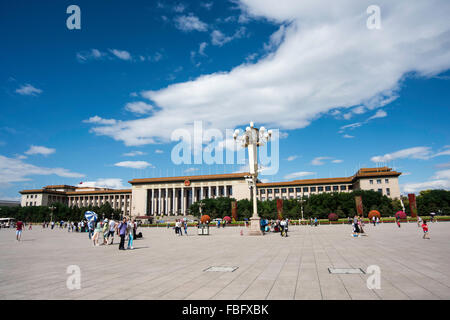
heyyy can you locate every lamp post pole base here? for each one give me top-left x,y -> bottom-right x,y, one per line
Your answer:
248,217 -> 263,236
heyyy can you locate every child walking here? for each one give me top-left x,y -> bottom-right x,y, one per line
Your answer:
422,220 -> 430,239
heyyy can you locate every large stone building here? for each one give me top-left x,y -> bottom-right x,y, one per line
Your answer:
19,167 -> 401,216
256,167 -> 401,201
20,185 -> 132,215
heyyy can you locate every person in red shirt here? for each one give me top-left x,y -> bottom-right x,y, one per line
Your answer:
16,221 -> 24,241
422,221 -> 430,239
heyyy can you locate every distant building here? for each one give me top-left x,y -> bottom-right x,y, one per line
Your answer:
19,185 -> 131,215
19,167 -> 401,216
0,200 -> 20,207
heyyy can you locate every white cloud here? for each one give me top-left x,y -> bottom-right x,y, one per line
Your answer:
155,149 -> 164,154
286,155 -> 298,161
83,116 -> 117,125
122,151 -> 146,157
211,27 -> 246,46
199,42 -> 208,56
125,101 -> 153,115
368,109 -> 387,120
114,161 -> 154,169
15,84 -> 42,96
402,169 -> 450,193
342,134 -> 354,138
311,157 -> 332,166
284,171 -> 316,180
109,49 -> 132,61
370,146 -> 450,163
25,145 -> 55,156
311,156 -> 342,165
173,3 -> 186,13
78,178 -> 127,189
184,167 -> 199,173
174,14 -> 208,32
0,155 -> 84,186
76,49 -> 106,62
85,0 -> 450,147
435,162 -> 450,169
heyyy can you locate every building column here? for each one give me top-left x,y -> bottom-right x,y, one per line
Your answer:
224,185 -> 228,197
151,189 -> 155,216
208,186 -> 211,199
165,188 -> 169,216
157,188 -> 161,215
192,186 -> 195,204
172,188 -> 176,215
200,186 -> 204,200
181,187 -> 185,216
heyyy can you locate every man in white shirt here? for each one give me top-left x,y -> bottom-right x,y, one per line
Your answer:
107,219 -> 116,244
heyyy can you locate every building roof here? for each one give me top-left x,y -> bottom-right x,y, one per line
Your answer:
66,189 -> 131,195
44,185 -> 76,189
257,177 -> 353,187
128,172 -> 250,184
19,189 -> 67,195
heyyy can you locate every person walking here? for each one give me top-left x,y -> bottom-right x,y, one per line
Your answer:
107,219 -> 116,245
88,220 -> 94,239
118,217 -> 127,250
51,221 -> 55,230
92,220 -> 102,247
127,218 -> 135,250
183,220 -> 188,235
422,220 -> 430,239
16,220 -> 24,241
417,216 -> 423,227
376,217 -> 380,225
28,223 -> 32,230
372,216 -> 376,226
102,219 -> 109,245
352,215 -> 360,237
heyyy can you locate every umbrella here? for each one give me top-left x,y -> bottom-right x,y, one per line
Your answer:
223,216 -> 232,222
84,211 -> 97,222
430,212 -> 436,215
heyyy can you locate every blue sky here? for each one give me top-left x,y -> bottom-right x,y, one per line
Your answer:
1,0 -> 449,200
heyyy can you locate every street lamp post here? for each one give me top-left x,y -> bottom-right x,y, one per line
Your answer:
233,122 -> 272,236
49,206 -> 55,223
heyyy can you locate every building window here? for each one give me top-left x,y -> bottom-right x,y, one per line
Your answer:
370,180 -> 373,184
295,188 -> 301,192
377,179 -> 381,184
267,189 -> 273,194
378,189 -> 382,194
385,179 -> 389,184
228,186 -> 232,196
260,189 -> 265,194
348,185 -> 353,190
325,186 -> 331,191
386,188 -> 391,196
288,188 -> 294,193
297,195 -> 301,199
333,186 -> 339,191
261,197 -> 266,201
340,185 -> 347,190
281,188 -> 287,193
282,196 -> 287,200
318,186 -> 324,192
268,197 -> 272,200
303,187 -> 309,192
274,189 -> 280,193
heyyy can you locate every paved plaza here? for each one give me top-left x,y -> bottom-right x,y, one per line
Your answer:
1,222 -> 450,300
